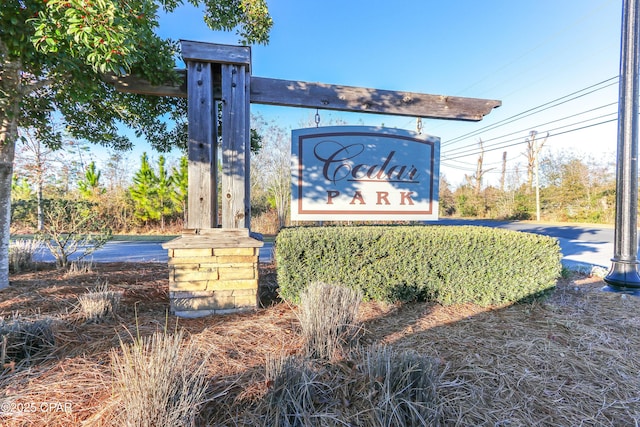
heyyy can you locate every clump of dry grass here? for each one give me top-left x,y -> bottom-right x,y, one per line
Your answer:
299,282 -> 362,359
355,345 -> 439,426
9,239 -> 41,273
264,354 -> 333,426
0,315 -> 55,370
67,259 -> 94,275
262,346 -> 439,427
110,328 -> 209,427
77,282 -> 122,323
368,278 -> 640,426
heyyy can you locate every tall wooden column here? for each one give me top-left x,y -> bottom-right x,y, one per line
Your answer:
221,63 -> 251,228
164,42 -> 261,318
186,60 -> 217,229
181,40 -> 252,230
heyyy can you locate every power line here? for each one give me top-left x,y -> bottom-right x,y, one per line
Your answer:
444,109 -> 617,157
442,76 -> 618,148
444,101 -> 618,154
444,112 -> 617,158
443,117 -> 617,161
451,0 -> 617,98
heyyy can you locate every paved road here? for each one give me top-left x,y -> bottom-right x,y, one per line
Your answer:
32,220 -> 617,271
34,240 -> 275,264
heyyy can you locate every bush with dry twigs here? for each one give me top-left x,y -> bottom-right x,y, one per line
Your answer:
66,259 -> 94,275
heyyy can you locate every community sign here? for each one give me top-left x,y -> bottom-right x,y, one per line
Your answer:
291,126 -> 440,221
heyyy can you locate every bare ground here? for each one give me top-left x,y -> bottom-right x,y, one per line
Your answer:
1,262 -> 639,426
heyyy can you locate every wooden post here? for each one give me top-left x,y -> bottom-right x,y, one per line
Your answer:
182,40 -> 252,230
186,61 -> 217,229
221,63 -> 251,228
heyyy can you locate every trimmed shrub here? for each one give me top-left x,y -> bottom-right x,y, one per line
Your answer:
276,225 -> 561,306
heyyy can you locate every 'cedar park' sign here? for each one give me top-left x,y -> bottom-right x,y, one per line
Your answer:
291,126 -> 440,221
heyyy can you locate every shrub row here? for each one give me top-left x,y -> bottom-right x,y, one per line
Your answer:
276,225 -> 562,306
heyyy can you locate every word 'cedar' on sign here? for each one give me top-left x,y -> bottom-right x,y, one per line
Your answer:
291,126 -> 440,221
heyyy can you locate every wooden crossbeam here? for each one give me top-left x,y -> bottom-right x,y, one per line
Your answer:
105,71 -> 500,122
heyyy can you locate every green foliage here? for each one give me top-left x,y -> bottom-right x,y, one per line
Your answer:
170,155 -> 188,224
10,176 -> 37,229
1,0 -> 272,287
201,0 -> 272,46
129,153 -> 179,229
276,225 -> 561,306
155,155 -> 173,229
509,190 -> 533,220
78,161 -> 105,199
2,0 -> 272,153
28,0 -> 272,74
11,176 -> 33,201
129,152 -> 160,223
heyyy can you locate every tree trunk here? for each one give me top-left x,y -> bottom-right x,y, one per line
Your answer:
37,183 -> 44,231
0,115 -> 18,290
0,58 -> 22,290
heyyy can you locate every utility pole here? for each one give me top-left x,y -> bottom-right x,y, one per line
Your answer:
500,151 -> 507,192
524,131 -> 547,221
605,0 -> 640,290
471,139 -> 493,195
534,146 -> 541,221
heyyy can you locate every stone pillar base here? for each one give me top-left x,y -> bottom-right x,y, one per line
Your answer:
162,228 -> 264,317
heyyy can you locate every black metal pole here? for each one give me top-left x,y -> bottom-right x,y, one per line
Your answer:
604,0 -> 640,290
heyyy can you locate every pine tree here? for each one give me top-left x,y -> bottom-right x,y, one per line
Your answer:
0,0 -> 272,289
11,176 -> 33,201
171,156 -> 189,226
155,155 -> 173,231
78,161 -> 105,201
129,153 -> 159,225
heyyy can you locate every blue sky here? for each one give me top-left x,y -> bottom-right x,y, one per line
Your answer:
146,0 -> 622,186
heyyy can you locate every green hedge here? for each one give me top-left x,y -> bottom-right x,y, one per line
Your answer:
275,225 -> 562,306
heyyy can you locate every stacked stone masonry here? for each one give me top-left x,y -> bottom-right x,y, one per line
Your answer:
168,247 -> 259,315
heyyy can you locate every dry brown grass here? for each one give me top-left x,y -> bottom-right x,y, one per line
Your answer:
76,282 -> 122,323
110,328 -> 209,426
298,282 -> 362,359
8,239 -> 42,273
0,263 -> 639,426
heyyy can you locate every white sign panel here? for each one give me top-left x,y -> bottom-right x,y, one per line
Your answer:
291,126 -> 440,221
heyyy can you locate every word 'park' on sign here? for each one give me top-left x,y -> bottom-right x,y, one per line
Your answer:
291,126 -> 440,221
